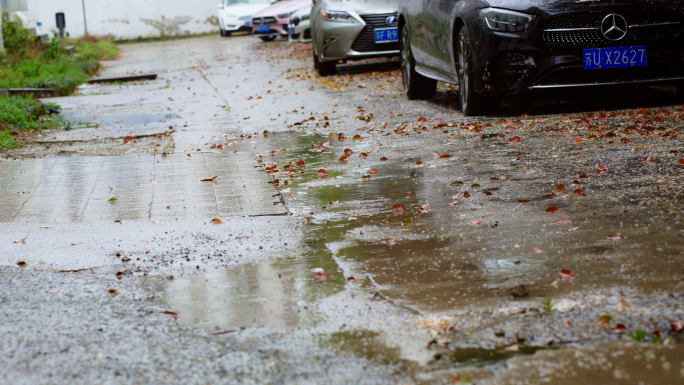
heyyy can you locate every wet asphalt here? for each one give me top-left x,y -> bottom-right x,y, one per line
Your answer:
1,35 -> 683,384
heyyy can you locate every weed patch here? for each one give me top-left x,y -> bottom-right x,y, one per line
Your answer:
0,130 -> 18,149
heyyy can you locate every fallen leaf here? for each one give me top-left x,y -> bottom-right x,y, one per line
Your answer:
483,190 -> 492,195
439,153 -> 451,158
312,272 -> 330,282
201,176 -> 218,182
211,218 -> 223,224
289,192 -> 297,197
416,117 -> 427,122
13,236 -> 27,244
163,310 -> 178,315
449,200 -> 459,206
344,148 -> 354,156
108,288 -> 118,293
559,268 -> 574,278
615,299 -> 627,309
417,204 -> 431,214
606,234 -> 621,240
532,246 -> 544,254
339,155 -> 348,163
392,204 -> 406,215
463,191 -> 471,198
516,199 -> 530,203
509,136 -> 521,144
612,324 -> 627,334
546,206 -> 558,213
123,136 -> 134,144
556,184 -> 566,192
597,315 -> 613,323
296,160 -> 305,167
670,320 -> 683,332
16,260 -> 26,266
70,242 -> 82,246
317,169 -> 328,178
380,157 -> 388,161
368,168 -> 379,174
572,189 -> 586,196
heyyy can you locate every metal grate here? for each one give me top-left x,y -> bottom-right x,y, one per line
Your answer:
543,8 -> 684,45
351,14 -> 400,53
252,17 -> 277,25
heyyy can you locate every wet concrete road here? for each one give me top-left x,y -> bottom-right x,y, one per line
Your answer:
1,35 -> 684,384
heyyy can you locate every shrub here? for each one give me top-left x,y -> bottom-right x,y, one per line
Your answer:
0,130 -> 18,149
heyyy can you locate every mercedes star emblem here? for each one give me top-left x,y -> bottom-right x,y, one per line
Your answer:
601,14 -> 628,41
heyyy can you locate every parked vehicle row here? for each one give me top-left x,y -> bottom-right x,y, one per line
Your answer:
219,0 -> 684,116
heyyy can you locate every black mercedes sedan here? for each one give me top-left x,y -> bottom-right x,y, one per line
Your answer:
397,0 -> 684,115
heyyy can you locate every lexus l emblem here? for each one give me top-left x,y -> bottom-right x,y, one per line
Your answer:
601,14 -> 628,41
385,16 -> 398,27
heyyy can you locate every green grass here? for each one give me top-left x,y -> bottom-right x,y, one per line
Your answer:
0,96 -> 61,131
0,130 -> 17,148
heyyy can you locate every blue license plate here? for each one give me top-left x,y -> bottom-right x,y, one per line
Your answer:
374,27 -> 398,43
583,46 -> 647,70
288,26 -> 295,35
244,21 -> 250,27
257,25 -> 269,33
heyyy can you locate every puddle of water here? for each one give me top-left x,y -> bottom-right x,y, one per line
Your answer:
322,330 -> 414,369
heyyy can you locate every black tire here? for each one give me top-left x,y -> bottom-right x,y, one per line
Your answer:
456,26 -> 498,116
400,26 -> 437,100
259,36 -> 276,42
313,46 -> 336,76
219,28 -> 226,37
224,30 -> 232,37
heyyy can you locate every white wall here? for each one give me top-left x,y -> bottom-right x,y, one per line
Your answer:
21,0 -> 220,40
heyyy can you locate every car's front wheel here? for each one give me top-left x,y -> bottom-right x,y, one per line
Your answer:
456,26 -> 498,116
313,45 -> 336,76
400,26 -> 437,100
223,30 -> 232,37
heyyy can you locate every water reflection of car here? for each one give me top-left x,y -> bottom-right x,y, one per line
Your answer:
397,0 -> 684,116
217,0 -> 272,37
252,0 -> 312,42
311,0 -> 401,76
288,6 -> 312,43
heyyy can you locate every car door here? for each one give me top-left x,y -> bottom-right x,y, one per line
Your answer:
432,0 -> 457,74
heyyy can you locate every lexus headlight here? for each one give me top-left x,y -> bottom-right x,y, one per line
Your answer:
321,10 -> 352,22
277,12 -> 294,19
478,8 -> 535,32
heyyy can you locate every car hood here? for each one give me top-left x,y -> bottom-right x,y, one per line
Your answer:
483,0 -> 683,14
253,0 -> 312,17
220,4 -> 270,17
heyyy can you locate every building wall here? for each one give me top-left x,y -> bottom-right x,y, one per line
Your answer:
20,0 -> 220,40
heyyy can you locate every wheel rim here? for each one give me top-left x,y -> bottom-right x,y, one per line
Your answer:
458,32 -> 469,111
400,29 -> 411,94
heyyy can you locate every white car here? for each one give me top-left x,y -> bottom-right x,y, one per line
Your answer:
217,0 -> 272,37
288,6 -> 312,43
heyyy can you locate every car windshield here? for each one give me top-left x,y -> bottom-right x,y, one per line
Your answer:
226,0 -> 269,5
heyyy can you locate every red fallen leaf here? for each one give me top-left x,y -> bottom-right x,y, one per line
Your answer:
417,204 -> 431,214
312,272 -> 330,282
317,169 -> 328,177
296,160 -> 305,167
449,200 -> 459,206
123,135 -> 134,144
671,320 -> 683,332
368,168 -> 379,174
556,184 -> 566,192
554,218 -> 572,224
16,260 -> 26,266
606,234 -> 621,240
339,155 -> 348,163
163,310 -> 178,315
516,199 -> 530,203
328,200 -> 339,206
471,221 -> 482,225
288,169 -> 297,175
463,191 -> 471,198
416,117 -> 428,122
483,190 -> 492,195
306,217 -> 311,222
579,174 -> 587,178
362,175 -> 371,179
572,180 -> 581,184
201,176 -> 218,182
509,136 -> 521,144
289,192 -> 297,197
679,158 -> 684,165
546,206 -> 558,213
621,138 -> 632,143
559,268 -> 574,278
574,138 -> 583,143
616,299 -> 627,309
352,135 -> 362,140
415,160 -> 423,165
347,276 -> 356,281
572,189 -> 586,196
392,204 -> 406,215
121,256 -> 131,262
211,218 -> 222,224
359,152 -> 368,158
612,324 -> 628,334
108,288 -> 119,293
532,246 -> 544,254
407,194 -> 416,199
380,157 -> 388,161
344,148 -> 354,156
210,329 -> 237,335
439,153 -> 451,158
273,179 -> 280,186
386,238 -> 397,246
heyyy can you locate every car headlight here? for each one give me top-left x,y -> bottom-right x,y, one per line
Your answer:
321,10 -> 352,22
277,12 -> 294,19
478,8 -> 535,32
